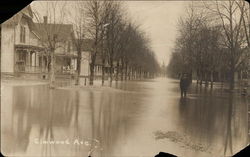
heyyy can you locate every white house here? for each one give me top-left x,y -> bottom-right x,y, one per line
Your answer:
1,5 -> 93,79
1,5 -> 44,74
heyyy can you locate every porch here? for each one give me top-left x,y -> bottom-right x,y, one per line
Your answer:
14,44 -> 47,74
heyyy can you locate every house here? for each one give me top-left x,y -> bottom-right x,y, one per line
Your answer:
1,5 -> 44,75
74,39 -> 109,79
1,5 -> 82,78
33,17 -> 77,75
1,4 -> 107,80
72,39 -> 92,77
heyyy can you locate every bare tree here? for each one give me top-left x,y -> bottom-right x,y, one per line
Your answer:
168,3 -> 229,89
70,1 -> 86,85
32,1 -> 69,88
84,0 -> 106,85
236,0 -> 250,48
202,0 -> 248,90
104,1 -> 124,85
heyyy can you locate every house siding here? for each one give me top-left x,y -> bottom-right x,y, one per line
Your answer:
1,25 -> 15,73
80,51 -> 90,76
16,18 -> 30,45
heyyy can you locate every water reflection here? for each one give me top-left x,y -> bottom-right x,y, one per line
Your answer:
1,78 -> 249,157
178,87 -> 248,156
224,94 -> 233,156
12,87 -> 32,153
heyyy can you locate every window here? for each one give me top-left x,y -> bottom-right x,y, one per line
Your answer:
20,26 -> 26,43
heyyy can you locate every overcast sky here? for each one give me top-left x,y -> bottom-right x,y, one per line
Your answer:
31,1 -> 189,65
124,1 -> 188,65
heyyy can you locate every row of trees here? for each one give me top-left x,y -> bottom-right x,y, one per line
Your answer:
167,0 -> 250,90
33,0 -> 159,88
76,0 -> 159,85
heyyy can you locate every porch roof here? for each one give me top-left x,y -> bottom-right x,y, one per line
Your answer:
15,44 -> 44,52
55,53 -> 78,59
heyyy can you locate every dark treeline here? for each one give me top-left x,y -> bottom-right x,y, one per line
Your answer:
75,0 -> 160,86
167,0 -> 250,90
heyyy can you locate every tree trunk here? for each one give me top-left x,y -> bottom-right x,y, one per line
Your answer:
205,71 -> 208,88
131,68 -> 134,80
221,72 -> 224,89
89,50 -> 97,86
139,68 -> 141,80
89,63 -> 94,85
200,70 -> 203,86
49,50 -> 55,89
125,62 -> 128,80
102,59 -> 105,86
135,69 -> 138,80
128,67 -> 131,80
121,59 -> 124,81
75,51 -> 81,85
210,70 -> 214,88
109,59 -> 113,85
116,61 -> 119,81
196,69 -> 199,84
230,67 -> 235,90
47,55 -> 50,73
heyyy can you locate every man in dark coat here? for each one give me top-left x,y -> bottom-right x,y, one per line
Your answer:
180,73 -> 189,97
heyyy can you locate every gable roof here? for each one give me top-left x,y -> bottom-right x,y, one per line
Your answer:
22,5 -> 33,18
72,39 -> 94,52
2,5 -> 33,26
33,23 -> 74,42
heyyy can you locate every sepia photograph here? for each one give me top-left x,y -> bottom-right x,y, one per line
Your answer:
1,0 -> 250,157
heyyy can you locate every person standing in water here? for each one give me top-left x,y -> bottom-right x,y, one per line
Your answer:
180,73 -> 189,97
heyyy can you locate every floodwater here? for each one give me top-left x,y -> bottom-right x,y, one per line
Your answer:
1,78 -> 249,157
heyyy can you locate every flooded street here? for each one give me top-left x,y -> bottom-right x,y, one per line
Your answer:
1,78 -> 249,157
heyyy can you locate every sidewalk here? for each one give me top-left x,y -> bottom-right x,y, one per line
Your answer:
1,78 -> 49,87
1,76 -> 113,89
192,80 -> 250,95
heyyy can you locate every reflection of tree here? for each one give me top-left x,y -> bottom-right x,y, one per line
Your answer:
40,89 -> 55,157
71,90 -> 81,156
89,90 -> 111,157
11,85 -> 78,156
88,90 -> 129,157
89,91 -> 96,156
12,86 -> 33,153
178,88 -> 229,153
224,94 -> 233,156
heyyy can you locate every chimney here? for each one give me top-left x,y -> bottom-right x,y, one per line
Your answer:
43,16 -> 48,24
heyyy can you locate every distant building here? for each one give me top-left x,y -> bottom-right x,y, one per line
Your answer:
72,39 -> 92,77
75,39 -> 110,79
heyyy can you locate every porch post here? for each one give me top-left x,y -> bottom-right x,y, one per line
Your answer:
34,52 -> 37,66
27,50 -> 31,66
31,51 -> 35,67
14,48 -> 18,72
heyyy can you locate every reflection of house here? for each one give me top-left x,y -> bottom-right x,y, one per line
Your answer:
1,5 -> 45,74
